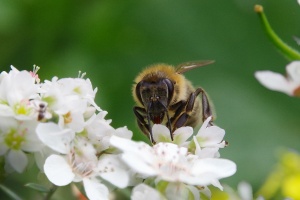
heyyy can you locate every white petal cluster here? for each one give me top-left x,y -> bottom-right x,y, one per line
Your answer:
35,74 -> 132,200
0,66 -> 133,200
0,66 -> 44,173
111,117 -> 237,199
255,61 -> 300,97
0,65 -> 237,200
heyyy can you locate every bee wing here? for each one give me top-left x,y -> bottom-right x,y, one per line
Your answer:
175,60 -> 215,74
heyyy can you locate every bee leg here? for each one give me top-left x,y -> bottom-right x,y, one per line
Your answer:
186,88 -> 213,125
170,101 -> 186,131
172,88 -> 213,131
133,106 -> 155,144
195,88 -> 214,126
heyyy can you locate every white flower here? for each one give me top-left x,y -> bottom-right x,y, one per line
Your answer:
39,75 -> 101,132
255,61 -> 300,97
44,139 -> 130,200
0,118 -> 43,173
237,181 -> 254,200
110,135 -> 236,189
131,183 -> 163,200
41,76 -> 100,112
85,111 -> 133,152
191,116 -> 227,158
223,181 -> 265,200
0,66 -> 41,120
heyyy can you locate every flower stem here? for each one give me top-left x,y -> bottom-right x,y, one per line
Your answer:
254,5 -> 300,61
44,184 -> 58,200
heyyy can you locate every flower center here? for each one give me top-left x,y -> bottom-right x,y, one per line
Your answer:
64,112 -> 72,124
14,100 -> 32,116
4,129 -> 26,150
73,86 -> 81,94
69,150 -> 95,177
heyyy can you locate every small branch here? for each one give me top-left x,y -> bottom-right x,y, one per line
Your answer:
254,4 -> 300,61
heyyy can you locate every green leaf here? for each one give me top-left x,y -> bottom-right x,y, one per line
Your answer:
24,183 -> 50,193
0,184 -> 23,200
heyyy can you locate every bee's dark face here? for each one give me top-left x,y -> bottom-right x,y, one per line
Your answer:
136,78 -> 174,124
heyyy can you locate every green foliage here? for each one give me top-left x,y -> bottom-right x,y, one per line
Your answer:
0,184 -> 23,200
0,0 -> 300,199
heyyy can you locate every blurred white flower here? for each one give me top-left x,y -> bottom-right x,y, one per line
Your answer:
223,181 -> 265,200
110,135 -> 236,190
255,61 -> 300,97
131,183 -> 163,200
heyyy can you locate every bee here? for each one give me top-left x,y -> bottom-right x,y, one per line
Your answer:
31,100 -> 50,121
36,102 -> 47,121
132,61 -> 215,144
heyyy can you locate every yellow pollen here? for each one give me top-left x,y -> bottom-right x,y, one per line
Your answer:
64,112 -> 72,124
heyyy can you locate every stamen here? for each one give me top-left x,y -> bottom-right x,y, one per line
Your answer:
78,71 -> 87,79
30,65 -> 40,83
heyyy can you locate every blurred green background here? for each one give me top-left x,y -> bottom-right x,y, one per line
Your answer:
1,0 -> 300,199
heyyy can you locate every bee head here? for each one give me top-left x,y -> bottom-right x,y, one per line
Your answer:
136,78 -> 174,124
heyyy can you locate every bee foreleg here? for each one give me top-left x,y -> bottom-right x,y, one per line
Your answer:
133,106 -> 155,144
172,88 -> 213,131
170,100 -> 189,132
194,88 -> 214,126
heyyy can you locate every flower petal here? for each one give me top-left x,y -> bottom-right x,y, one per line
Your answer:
165,182 -> 189,200
83,178 -> 109,200
255,71 -> 294,95
121,153 -> 157,176
173,126 -> 193,145
98,154 -> 129,188
238,181 -> 253,200
8,150 -> 27,173
188,158 -> 236,185
110,136 -> 155,163
197,126 -> 225,147
286,61 -> 300,83
131,183 -> 161,200
197,116 -> 212,136
44,154 -> 75,186
152,124 -> 171,143
114,126 -> 133,139
36,122 -> 74,154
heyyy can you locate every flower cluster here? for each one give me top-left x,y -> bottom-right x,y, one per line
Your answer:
0,66 -> 236,200
110,117 -> 236,200
0,66 -> 133,199
0,66 -> 44,173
